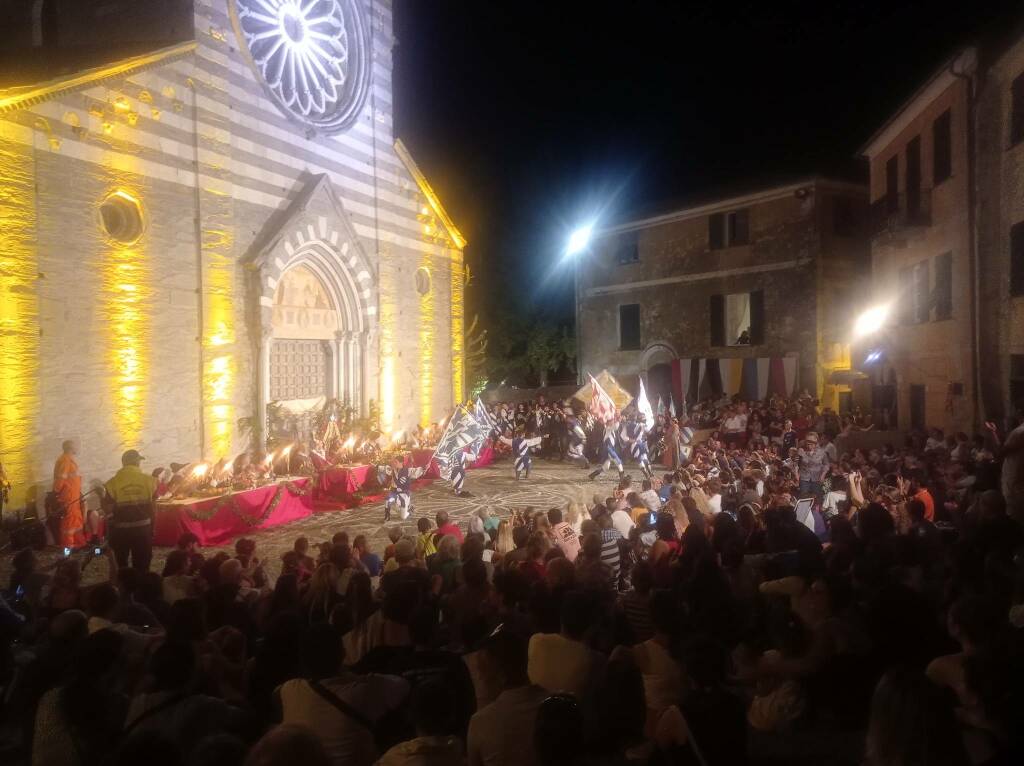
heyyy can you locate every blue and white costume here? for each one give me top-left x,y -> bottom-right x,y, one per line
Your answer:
624,419 -> 653,478
449,449 -> 468,495
500,434 -> 543,479
383,464 -> 426,521
566,418 -> 589,468
589,422 -> 624,480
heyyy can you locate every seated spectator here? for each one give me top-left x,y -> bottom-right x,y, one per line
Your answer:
467,630 -> 548,766
375,680 -> 462,766
416,517 -> 438,559
161,549 -> 197,605
276,624 -> 409,766
435,511 -> 464,544
547,507 -> 581,562
352,535 -> 382,578
528,592 -> 604,698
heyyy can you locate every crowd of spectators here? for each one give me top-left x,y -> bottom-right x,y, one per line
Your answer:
2,393 -> 1024,766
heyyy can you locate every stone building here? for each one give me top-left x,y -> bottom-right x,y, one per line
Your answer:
859,49 -> 977,433
976,29 -> 1024,426
860,30 -> 1024,433
576,178 -> 870,411
0,0 -> 465,509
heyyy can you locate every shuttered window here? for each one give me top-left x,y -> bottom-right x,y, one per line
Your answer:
933,109 -> 952,184
1012,72 -> 1024,146
619,304 -> 641,350
1012,221 -> 1024,296
709,213 -> 725,250
749,289 -> 765,344
933,251 -> 952,320
709,294 -> 725,346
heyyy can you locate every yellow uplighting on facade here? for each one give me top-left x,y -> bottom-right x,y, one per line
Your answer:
418,262 -> 434,426
102,222 -> 150,445
378,255 -> 396,430
0,127 -> 40,507
451,254 -> 465,404
203,250 -> 236,459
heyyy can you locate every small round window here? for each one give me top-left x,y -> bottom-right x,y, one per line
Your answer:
415,267 -> 431,296
99,191 -> 144,244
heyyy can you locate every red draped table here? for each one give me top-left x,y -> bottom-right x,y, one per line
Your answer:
152,444 -> 500,545
153,477 -> 314,546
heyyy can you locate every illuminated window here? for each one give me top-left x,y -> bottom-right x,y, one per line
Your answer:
232,0 -> 371,134
99,191 -> 144,244
415,267 -> 431,296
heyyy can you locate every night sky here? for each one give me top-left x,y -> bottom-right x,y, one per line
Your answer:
393,0 -> 1021,325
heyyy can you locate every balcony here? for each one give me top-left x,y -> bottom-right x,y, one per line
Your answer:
868,188 -> 932,239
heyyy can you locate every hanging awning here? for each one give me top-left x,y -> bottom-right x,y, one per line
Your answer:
828,369 -> 869,385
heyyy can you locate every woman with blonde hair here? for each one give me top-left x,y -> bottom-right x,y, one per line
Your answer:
301,562 -> 339,625
494,519 -> 515,556
565,501 -> 589,537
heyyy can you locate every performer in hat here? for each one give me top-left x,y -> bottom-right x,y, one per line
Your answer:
589,418 -> 625,481
382,455 -> 426,521
447,447 -> 473,497
621,414 -> 653,479
500,427 -> 543,480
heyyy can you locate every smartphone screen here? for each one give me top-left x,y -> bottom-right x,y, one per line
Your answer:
94,547 -> 103,556
63,547 -> 72,557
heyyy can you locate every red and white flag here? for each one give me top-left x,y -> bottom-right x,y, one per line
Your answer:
588,374 -> 618,424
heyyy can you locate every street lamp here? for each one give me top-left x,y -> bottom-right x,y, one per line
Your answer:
853,304 -> 890,339
567,222 -> 596,384
566,223 -> 594,257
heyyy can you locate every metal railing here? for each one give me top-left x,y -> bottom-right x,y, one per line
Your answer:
868,187 -> 932,237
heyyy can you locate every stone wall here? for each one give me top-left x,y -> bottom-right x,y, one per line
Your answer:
976,35 -> 1024,423
0,0 -> 462,510
578,180 -> 868,402
866,77 -> 975,432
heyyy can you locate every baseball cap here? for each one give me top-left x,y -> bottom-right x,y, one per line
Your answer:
121,449 -> 145,465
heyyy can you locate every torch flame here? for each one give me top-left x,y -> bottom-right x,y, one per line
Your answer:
342,436 -> 356,450
192,463 -> 209,478
391,430 -> 404,444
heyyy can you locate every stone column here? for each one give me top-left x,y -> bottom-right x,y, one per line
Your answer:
334,330 -> 349,406
256,327 -> 273,450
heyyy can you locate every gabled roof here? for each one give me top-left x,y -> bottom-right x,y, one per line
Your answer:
858,47 -> 976,159
394,138 -> 467,250
598,176 -> 866,237
0,41 -> 196,115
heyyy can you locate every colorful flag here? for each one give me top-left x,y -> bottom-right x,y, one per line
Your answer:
656,396 -> 665,417
669,396 -> 677,418
637,379 -> 654,431
588,374 -> 618,424
474,396 -> 497,432
433,405 -> 488,473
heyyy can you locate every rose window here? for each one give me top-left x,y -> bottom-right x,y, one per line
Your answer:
231,0 -> 371,134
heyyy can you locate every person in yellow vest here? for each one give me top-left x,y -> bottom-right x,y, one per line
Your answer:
53,440 -> 86,549
103,449 -> 158,572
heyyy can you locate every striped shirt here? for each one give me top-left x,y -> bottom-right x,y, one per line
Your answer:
600,528 -> 622,583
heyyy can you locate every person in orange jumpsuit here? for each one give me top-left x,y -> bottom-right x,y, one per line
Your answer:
53,440 -> 86,548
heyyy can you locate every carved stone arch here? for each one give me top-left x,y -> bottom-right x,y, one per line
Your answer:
248,175 -> 378,444
640,341 -> 678,373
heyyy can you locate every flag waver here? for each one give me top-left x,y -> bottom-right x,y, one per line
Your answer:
588,374 -> 618,424
636,379 -> 654,432
433,405 -> 488,478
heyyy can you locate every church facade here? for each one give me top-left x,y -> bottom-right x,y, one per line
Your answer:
0,0 -> 465,508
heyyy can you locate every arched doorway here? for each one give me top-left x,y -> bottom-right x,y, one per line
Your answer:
268,265 -> 339,439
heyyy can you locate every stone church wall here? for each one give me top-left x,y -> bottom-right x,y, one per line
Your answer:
0,0 -> 463,508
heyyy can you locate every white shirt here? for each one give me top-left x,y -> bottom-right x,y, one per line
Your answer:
723,416 -> 744,432
610,509 -> 636,538
639,489 -> 662,512
467,685 -> 549,766
707,493 -> 723,515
